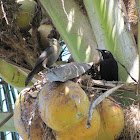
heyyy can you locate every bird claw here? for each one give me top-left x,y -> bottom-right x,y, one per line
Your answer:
44,67 -> 52,73
102,80 -> 107,86
44,66 -> 58,73
112,81 -> 119,86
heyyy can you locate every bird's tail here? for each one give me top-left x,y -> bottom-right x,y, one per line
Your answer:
25,70 -> 35,87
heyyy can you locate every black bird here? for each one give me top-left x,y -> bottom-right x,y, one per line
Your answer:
97,49 -> 118,81
25,38 -> 60,86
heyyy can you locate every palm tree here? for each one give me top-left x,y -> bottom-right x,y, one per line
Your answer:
0,0 -> 139,139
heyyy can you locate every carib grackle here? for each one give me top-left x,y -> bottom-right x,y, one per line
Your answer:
25,38 -> 60,86
97,49 -> 118,81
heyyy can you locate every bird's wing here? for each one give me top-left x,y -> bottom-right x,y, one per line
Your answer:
25,46 -> 54,86
34,46 -> 54,68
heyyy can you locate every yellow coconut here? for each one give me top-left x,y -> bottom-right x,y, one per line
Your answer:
14,88 -> 45,140
38,24 -> 53,48
38,81 -> 90,131
15,0 -> 37,31
96,97 -> 124,140
56,108 -> 100,140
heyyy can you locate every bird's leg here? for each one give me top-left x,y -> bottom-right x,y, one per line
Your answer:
102,79 -> 107,86
44,65 -> 60,73
43,66 -> 52,73
112,81 -> 119,86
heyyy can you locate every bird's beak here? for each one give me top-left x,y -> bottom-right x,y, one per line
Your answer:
96,49 -> 102,52
96,49 -> 103,59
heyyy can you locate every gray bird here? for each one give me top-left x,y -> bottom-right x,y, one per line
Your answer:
25,38 -> 60,86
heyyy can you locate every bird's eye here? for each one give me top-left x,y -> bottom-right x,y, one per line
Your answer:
104,50 -> 108,53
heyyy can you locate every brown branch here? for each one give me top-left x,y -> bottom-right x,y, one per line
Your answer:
114,56 -> 138,83
79,78 -> 137,93
0,112 -> 13,128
